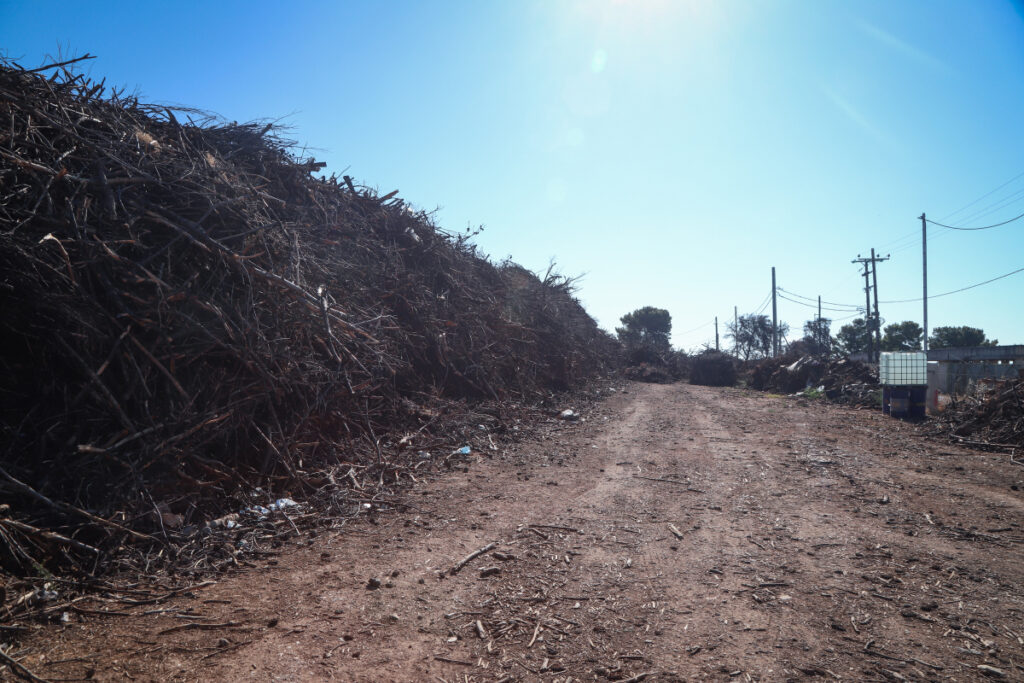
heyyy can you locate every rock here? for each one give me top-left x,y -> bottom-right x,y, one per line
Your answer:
558,409 -> 578,421
366,577 -> 382,590
479,566 -> 501,578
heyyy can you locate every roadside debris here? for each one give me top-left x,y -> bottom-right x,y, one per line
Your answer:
750,355 -> 878,406
925,378 -> 1024,450
0,56 -> 618,582
689,351 -> 737,387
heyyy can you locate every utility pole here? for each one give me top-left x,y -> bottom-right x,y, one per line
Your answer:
921,213 -> 928,352
771,267 -> 778,358
852,250 -> 890,363
871,248 -> 881,358
818,295 -> 823,353
715,316 -> 719,351
862,259 -> 872,362
734,306 -> 738,357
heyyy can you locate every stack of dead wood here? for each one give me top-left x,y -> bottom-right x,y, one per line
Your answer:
0,56 -> 618,580
689,351 -> 736,387
926,379 -> 1024,450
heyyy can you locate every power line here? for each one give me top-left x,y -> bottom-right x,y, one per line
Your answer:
876,171 -> 1024,257
925,209 -> 1024,231
776,292 -> 863,313
776,287 -> 861,310
880,265 -> 1024,303
937,168 -> 1024,223
952,186 -> 1024,226
677,318 -> 716,335
753,291 -> 773,316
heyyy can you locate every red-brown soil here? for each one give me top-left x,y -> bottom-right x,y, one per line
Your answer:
9,383 -> 1024,682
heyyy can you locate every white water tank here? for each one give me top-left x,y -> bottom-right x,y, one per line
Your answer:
880,351 -> 927,386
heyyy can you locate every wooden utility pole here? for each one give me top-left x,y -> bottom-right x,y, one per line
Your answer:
853,256 -> 873,362
871,248 -> 881,357
734,306 -> 738,357
818,295 -> 823,352
852,251 -> 889,362
920,213 -> 928,352
715,316 -> 719,351
771,267 -> 778,357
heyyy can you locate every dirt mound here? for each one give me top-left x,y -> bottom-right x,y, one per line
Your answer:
0,57 -> 618,579
750,355 -> 877,406
927,379 -> 1024,449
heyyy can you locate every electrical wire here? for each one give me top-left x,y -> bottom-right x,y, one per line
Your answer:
937,168 -> 1024,223
775,287 -> 862,310
879,265 -> 1024,303
925,210 -> 1024,231
753,291 -> 773,316
677,318 -> 716,335
776,292 -> 864,313
679,291 -> 773,343
951,186 -> 1024,226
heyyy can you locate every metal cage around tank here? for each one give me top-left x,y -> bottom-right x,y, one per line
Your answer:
880,352 -> 927,418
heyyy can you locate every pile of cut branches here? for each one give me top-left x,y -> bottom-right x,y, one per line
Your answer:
689,351 -> 736,387
749,355 -> 877,405
0,56 -> 618,582
926,379 -> 1024,451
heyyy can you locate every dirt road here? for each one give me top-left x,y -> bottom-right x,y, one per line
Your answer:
21,383 -> 1024,681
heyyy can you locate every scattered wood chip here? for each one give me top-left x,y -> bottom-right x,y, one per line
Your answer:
449,542 -> 496,575
978,664 -> 1007,678
157,620 -> 241,635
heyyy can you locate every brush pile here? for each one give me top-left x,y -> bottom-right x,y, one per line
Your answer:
927,379 -> 1024,450
689,351 -> 736,387
0,56 -> 618,580
749,355 -> 877,406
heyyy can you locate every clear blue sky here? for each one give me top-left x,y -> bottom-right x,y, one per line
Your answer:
3,0 -> 1023,350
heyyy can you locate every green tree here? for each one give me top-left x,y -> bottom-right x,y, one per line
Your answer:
802,317 -> 832,357
835,318 -> 871,356
617,307 -> 672,364
727,314 -> 787,360
928,326 -> 997,349
881,320 -> 923,351
617,306 -> 671,348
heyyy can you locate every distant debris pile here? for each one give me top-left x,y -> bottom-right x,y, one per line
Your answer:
689,351 -> 737,387
624,363 -> 674,384
927,379 -> 1024,450
623,350 -> 689,384
0,56 -> 617,577
750,355 -> 878,406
